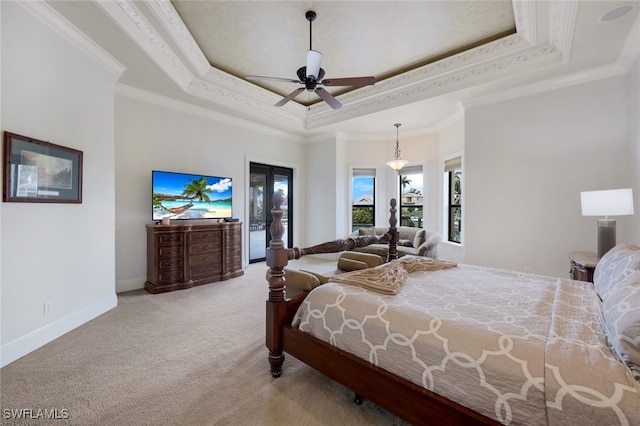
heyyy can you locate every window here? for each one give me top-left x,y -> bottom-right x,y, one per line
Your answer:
445,157 -> 462,243
352,169 -> 376,232
399,166 -> 423,228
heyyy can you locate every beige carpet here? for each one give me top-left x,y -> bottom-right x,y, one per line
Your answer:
1,262 -> 407,425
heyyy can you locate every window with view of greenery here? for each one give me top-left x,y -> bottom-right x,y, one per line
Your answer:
399,166 -> 423,228
445,157 -> 462,243
352,170 -> 376,232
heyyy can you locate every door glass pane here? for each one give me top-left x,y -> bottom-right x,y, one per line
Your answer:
274,174 -> 289,248
249,172 -> 267,262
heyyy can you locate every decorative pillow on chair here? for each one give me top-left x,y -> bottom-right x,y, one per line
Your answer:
594,244 -> 640,301
413,229 -> 427,249
601,271 -> 640,379
358,227 -> 377,236
398,239 -> 413,247
338,257 -> 370,272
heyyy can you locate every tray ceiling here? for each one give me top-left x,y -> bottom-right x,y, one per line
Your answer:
40,1 -> 640,137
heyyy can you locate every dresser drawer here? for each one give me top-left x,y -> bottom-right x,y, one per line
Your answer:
157,268 -> 184,285
158,245 -> 182,259
190,263 -> 222,279
189,253 -> 220,267
158,233 -> 184,246
190,230 -> 221,243
190,241 -> 221,255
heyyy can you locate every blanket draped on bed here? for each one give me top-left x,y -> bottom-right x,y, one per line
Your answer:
328,256 -> 457,294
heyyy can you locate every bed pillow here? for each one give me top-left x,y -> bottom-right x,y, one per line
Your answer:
601,271 -> 640,379
593,244 -> 640,301
339,251 -> 384,268
265,269 -> 321,292
337,257 -> 369,272
300,270 -> 331,284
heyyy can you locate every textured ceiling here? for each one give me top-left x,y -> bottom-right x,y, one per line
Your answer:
171,1 -> 516,104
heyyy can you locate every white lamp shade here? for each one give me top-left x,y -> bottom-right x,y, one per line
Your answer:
581,188 -> 634,216
306,50 -> 323,80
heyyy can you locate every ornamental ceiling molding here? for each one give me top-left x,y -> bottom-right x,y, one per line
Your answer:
98,0 -> 576,131
304,43 -> 561,130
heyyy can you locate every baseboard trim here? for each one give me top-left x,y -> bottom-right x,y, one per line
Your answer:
0,293 -> 117,368
116,276 -> 146,293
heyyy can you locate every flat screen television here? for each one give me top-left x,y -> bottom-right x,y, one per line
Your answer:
152,170 -> 232,221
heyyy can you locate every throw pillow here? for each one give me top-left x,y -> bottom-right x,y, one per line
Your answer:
358,227 -> 376,236
340,251 -> 384,268
601,271 -> 640,379
398,239 -> 413,247
338,257 -> 369,272
301,270 -> 331,284
594,244 -> 640,301
413,229 -> 427,249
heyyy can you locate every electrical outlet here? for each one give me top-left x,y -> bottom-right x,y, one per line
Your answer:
43,301 -> 52,316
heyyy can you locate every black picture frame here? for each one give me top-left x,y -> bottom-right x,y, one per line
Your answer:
3,131 -> 83,203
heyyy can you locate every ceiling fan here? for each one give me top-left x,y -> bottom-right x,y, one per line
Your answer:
246,11 -> 376,110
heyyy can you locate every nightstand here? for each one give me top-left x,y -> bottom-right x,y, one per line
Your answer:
569,251 -> 598,283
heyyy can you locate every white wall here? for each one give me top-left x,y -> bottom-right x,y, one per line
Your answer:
305,135 -> 341,245
1,2 -> 118,366
435,116 -> 465,263
464,73 -> 636,278
114,92 -> 306,292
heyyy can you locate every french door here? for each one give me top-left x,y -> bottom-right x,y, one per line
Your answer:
249,162 -> 293,263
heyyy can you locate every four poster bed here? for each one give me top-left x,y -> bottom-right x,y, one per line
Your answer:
265,192 -> 640,425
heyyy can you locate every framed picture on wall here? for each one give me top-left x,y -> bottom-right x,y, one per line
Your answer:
3,131 -> 83,203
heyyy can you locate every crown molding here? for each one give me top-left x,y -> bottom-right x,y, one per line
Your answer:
115,83 -> 303,141
459,61 -> 628,110
512,1 -> 537,44
147,0 -> 210,76
18,0 -> 125,77
549,0 -> 578,62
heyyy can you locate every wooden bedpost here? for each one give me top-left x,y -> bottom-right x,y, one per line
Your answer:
387,198 -> 399,262
266,191 -> 288,377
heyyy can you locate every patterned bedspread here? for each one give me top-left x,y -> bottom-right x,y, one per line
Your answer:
291,262 -> 640,425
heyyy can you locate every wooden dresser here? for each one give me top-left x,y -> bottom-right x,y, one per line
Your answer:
145,220 -> 243,293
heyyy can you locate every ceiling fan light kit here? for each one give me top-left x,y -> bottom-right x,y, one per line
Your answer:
245,10 -> 376,110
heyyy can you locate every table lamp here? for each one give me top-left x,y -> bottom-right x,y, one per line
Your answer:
581,188 -> 634,258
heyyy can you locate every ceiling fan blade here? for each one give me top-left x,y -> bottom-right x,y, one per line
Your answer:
315,88 -> 342,110
274,88 -> 304,107
246,75 -> 300,84
321,76 -> 376,87
306,50 -> 323,80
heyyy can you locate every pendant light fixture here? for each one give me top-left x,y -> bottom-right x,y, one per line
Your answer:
386,123 -> 409,173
